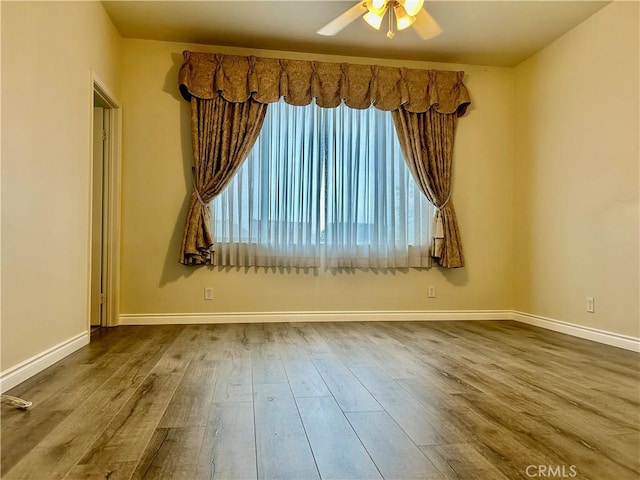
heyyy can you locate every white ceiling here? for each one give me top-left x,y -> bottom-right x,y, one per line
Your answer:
101,0 -> 610,67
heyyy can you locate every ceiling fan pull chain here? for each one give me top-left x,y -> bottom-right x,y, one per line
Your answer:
387,1 -> 395,39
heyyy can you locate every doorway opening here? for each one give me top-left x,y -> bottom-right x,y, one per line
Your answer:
90,76 -> 121,329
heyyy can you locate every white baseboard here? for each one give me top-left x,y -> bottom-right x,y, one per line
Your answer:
512,311 -> 640,353
0,332 -> 90,393
119,310 -> 512,325
120,310 -> 640,353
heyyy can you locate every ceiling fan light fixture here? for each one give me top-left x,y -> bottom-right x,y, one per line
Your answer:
394,4 -> 415,31
369,0 -> 387,11
402,0 -> 424,17
363,9 -> 385,30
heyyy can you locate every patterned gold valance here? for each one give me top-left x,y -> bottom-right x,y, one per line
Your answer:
178,51 -> 471,115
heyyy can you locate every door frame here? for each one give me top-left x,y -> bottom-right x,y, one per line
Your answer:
88,72 -> 121,328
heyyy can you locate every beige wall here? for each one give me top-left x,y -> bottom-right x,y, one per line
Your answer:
119,39 -> 515,316
514,2 -> 639,337
1,1 -> 122,370
1,1 -> 636,378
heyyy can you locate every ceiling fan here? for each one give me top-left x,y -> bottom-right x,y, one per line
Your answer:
317,0 -> 442,40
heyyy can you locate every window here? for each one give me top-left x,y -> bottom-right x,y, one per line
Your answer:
210,99 -> 433,268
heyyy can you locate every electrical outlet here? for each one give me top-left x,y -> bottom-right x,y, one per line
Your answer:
428,286 -> 436,298
204,287 -> 214,300
586,297 -> 594,313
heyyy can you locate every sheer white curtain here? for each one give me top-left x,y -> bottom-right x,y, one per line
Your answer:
211,99 -> 433,268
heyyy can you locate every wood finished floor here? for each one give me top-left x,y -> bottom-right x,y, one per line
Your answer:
1,321 -> 639,480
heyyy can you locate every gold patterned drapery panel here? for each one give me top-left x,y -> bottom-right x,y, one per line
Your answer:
178,51 -> 471,115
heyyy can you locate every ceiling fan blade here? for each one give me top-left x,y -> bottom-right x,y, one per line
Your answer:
317,2 -> 368,36
412,7 -> 442,40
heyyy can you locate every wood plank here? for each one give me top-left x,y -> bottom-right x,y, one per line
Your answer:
158,325 -> 226,428
212,326 -> 253,403
251,342 -> 287,385
292,324 -> 333,354
157,359 -> 218,428
193,324 -> 232,363
351,366 -> 464,446
297,396 -> 382,480
65,461 -> 137,480
310,354 -> 382,412
281,350 -> 331,398
275,331 -> 331,397
130,427 -> 205,480
314,323 -> 379,369
609,432 -> 640,466
253,383 -> 319,480
246,324 -> 274,344
195,402 -> 257,480
345,410 -> 443,479
421,443 -> 511,480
